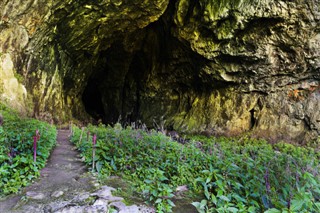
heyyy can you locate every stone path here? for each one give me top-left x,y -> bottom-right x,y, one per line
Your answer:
0,130 -> 154,213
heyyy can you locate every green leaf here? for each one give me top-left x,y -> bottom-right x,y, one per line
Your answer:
290,199 -> 304,211
204,189 -> 210,200
219,195 -> 230,202
264,208 -> 281,213
315,202 -> 320,210
262,195 -> 272,209
151,189 -> 157,197
20,157 -> 28,163
200,199 -> 207,209
110,159 -> 117,171
95,161 -> 103,173
155,198 -> 162,204
191,201 -> 201,209
167,199 -> 175,207
144,179 -> 153,184
232,193 -> 246,203
211,194 -> 217,205
248,206 -> 256,213
206,177 -> 211,184
227,207 -> 239,213
192,202 -> 206,213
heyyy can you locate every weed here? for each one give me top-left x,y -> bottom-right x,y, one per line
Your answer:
71,123 -> 320,212
0,103 -> 56,196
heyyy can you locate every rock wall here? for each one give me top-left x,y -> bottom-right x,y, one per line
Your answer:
0,0 -> 169,122
0,0 -> 319,141
0,0 -> 67,120
172,0 -> 320,141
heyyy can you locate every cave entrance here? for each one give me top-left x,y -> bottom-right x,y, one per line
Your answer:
80,2 -> 196,126
81,45 -> 146,125
249,108 -> 256,130
82,76 -> 105,122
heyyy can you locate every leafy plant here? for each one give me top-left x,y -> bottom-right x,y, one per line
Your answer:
71,123 -> 320,212
0,103 -> 56,196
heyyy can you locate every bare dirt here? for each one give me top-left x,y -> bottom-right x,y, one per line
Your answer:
0,130 -> 96,213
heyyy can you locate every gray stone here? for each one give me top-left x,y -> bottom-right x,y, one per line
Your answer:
26,191 -> 45,200
91,186 -> 116,198
93,198 -> 108,207
55,206 -> 85,213
137,205 -> 156,213
119,205 -> 140,213
21,205 -> 44,213
47,201 -> 71,212
51,190 -> 64,198
72,192 -> 90,204
109,201 -> 127,211
176,185 -> 188,192
84,205 -> 108,213
105,196 -> 124,202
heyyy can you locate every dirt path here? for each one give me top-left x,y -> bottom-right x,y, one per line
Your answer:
0,130 -> 96,213
0,130 -> 193,213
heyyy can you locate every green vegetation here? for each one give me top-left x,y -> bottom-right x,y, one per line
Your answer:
71,124 -> 320,213
0,104 -> 56,196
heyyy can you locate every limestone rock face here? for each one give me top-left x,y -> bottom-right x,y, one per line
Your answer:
0,0 -> 169,122
172,0 -> 320,140
0,0 -> 319,141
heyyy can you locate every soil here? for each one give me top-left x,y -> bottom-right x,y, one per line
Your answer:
0,130 -> 96,213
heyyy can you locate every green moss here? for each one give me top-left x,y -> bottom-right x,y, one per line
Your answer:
14,72 -> 24,84
176,0 -> 190,25
0,81 -> 4,95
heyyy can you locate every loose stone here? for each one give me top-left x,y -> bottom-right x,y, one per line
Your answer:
26,191 -> 45,200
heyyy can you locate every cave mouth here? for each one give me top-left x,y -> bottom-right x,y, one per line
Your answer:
79,0 -> 217,127
249,108 -> 256,130
79,1 -> 181,126
79,30 -> 219,127
81,45 -> 147,125
82,76 -> 105,123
